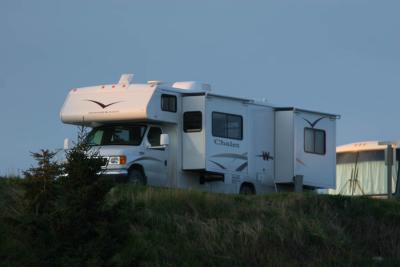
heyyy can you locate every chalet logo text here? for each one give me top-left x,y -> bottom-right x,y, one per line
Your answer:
214,139 -> 240,148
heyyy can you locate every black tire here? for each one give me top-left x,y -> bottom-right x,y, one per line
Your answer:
128,169 -> 146,185
240,184 -> 255,195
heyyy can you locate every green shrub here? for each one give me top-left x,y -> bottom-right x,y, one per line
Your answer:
0,129 -> 131,267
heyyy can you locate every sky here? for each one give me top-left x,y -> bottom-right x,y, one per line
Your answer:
0,0 -> 399,175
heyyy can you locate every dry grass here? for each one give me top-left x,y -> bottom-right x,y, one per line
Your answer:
107,185 -> 400,266
1,179 -> 400,266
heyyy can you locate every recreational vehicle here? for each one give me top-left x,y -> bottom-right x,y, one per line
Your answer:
60,74 -> 339,194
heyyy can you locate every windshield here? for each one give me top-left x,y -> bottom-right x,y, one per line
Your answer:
87,125 -> 147,146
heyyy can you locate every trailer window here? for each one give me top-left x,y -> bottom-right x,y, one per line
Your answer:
161,94 -> 177,112
183,111 -> 202,132
212,112 -> 243,140
304,128 -> 326,155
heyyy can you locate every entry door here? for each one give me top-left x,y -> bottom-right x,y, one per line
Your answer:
143,126 -> 168,186
252,108 -> 275,185
182,96 -> 206,170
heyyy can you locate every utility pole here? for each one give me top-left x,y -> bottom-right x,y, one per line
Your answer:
378,141 -> 400,199
385,145 -> 393,199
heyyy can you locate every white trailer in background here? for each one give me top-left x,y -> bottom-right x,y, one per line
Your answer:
330,141 -> 399,196
60,74 -> 339,194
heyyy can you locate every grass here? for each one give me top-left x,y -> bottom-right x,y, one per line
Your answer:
107,185 -> 400,266
1,178 -> 400,266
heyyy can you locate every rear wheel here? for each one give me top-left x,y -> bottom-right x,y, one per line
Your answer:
240,183 -> 255,195
127,169 -> 146,185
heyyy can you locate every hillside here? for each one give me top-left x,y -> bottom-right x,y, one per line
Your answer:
1,179 -> 400,266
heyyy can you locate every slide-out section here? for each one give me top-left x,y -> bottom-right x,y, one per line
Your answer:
275,109 -> 337,189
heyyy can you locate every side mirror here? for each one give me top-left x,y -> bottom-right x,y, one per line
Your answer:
160,134 -> 169,147
64,138 -> 72,150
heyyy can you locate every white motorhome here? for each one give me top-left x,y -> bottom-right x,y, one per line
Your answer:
60,74 -> 339,194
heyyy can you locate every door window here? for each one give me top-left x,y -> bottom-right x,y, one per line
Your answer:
183,111 -> 202,132
147,127 -> 162,146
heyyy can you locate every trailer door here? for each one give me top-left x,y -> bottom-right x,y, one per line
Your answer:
182,95 -> 206,170
143,126 -> 168,186
250,107 -> 275,185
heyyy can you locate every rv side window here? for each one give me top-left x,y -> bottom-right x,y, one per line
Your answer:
304,128 -> 326,155
183,111 -> 202,132
161,94 -> 177,112
212,112 -> 243,140
148,127 -> 162,146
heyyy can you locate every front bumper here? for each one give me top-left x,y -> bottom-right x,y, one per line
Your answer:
100,169 -> 128,182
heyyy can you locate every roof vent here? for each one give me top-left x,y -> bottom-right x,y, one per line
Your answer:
172,81 -> 211,91
118,74 -> 133,85
147,80 -> 164,86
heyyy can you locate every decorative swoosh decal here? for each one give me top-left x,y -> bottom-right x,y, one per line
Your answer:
296,158 -> 307,167
132,156 -> 162,163
85,99 -> 122,109
211,153 -> 248,160
209,160 -> 226,170
303,117 -> 326,128
235,162 -> 248,172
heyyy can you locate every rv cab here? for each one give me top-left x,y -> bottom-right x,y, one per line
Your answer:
85,124 -> 170,185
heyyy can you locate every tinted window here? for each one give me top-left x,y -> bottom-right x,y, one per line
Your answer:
184,111 -> 202,132
227,115 -> 242,139
212,112 -> 243,140
212,112 -> 226,137
148,127 -> 162,146
161,94 -> 177,112
304,128 -> 326,155
87,125 -> 146,146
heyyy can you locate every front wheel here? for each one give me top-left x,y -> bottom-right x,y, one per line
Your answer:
127,169 -> 146,185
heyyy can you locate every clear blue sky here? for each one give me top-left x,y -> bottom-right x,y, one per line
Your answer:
0,0 -> 399,175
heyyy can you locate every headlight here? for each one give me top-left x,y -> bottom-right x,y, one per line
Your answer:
108,155 -> 127,165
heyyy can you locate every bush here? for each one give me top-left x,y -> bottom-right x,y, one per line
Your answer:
1,129 -> 131,267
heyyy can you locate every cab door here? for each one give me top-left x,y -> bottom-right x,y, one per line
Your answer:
143,126 -> 168,186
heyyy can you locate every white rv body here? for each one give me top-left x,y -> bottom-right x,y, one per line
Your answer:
60,74 -> 339,194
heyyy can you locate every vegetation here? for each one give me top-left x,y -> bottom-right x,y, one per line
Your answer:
104,186 -> 400,266
2,180 -> 400,266
0,130 -> 131,267
1,134 -> 400,266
